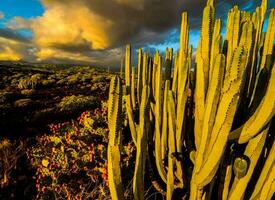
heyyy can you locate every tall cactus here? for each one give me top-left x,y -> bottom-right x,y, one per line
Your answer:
137,48 -> 143,106
107,76 -> 124,200
107,0 -> 275,199
125,45 -> 137,145
133,85 -> 150,200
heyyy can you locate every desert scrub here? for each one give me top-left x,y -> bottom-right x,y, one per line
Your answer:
0,139 -> 25,188
14,98 -> 34,108
42,79 -> 55,87
56,78 -> 66,85
18,73 -> 43,89
78,103 -> 108,140
58,95 -> 100,114
21,89 -> 36,96
28,105 -> 110,199
92,75 -> 106,83
0,92 -> 19,104
66,74 -> 80,85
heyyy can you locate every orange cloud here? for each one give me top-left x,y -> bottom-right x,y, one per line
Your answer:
36,47 -> 93,63
3,0 -> 183,64
31,2 -> 112,59
7,16 -> 33,30
0,46 -> 23,61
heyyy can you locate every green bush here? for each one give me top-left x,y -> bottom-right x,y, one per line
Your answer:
56,79 -> 66,85
91,75 -> 106,83
18,74 -> 44,89
21,89 -> 36,96
28,105 -> 111,199
14,98 -> 34,108
42,79 -> 55,87
0,139 -> 25,188
58,95 -> 100,114
66,74 -> 80,85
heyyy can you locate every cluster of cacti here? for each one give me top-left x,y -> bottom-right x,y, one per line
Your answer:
107,0 -> 275,199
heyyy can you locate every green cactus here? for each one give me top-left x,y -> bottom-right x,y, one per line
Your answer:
229,126 -> 269,200
167,90 -> 177,200
106,0 -> 275,199
137,48 -> 143,106
154,53 -> 167,183
125,45 -> 137,146
133,85 -> 150,200
165,48 -> 173,81
131,66 -> 136,110
161,80 -> 170,161
107,76 -> 124,200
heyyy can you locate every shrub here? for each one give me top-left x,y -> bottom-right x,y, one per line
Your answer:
56,79 -> 66,85
18,74 -> 43,89
91,75 -> 106,83
21,89 -> 36,96
42,79 -> 55,87
28,105 -> 110,199
14,98 -> 34,108
0,139 -> 25,188
66,74 -> 80,85
58,95 -> 100,114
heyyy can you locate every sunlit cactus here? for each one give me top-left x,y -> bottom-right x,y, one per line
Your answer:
107,0 -> 275,199
107,76 -> 124,200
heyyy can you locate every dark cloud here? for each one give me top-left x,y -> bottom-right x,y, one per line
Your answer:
0,28 -> 30,43
1,0 -> 274,65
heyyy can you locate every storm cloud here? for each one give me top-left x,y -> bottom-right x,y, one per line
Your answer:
0,0 -> 273,66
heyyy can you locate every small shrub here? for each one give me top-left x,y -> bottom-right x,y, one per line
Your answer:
28,104 -> 110,199
0,139 -> 25,188
58,95 -> 100,114
14,98 -> 34,108
67,74 -> 80,85
21,89 -> 36,96
42,79 -> 55,87
56,79 -> 66,86
91,75 -> 105,83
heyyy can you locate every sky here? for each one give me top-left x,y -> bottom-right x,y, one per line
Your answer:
0,0 -> 274,67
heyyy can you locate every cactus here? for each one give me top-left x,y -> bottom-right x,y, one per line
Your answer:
133,85 -> 150,200
167,90 -> 177,200
125,45 -> 137,146
250,140 -> 275,200
154,53 -> 167,183
137,48 -> 143,106
107,0 -> 275,199
131,67 -> 136,110
107,76 -> 124,200
165,48 -> 173,81
228,126 -> 269,200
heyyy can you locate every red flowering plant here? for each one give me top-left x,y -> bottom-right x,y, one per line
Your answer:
28,101 -> 110,199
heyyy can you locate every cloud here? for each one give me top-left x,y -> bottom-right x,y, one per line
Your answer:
21,0 -> 184,64
0,11 -> 4,19
7,16 -> 33,30
0,28 -> 36,61
0,37 -> 23,61
0,46 -> 21,61
0,28 -> 30,42
1,0 -> 271,65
